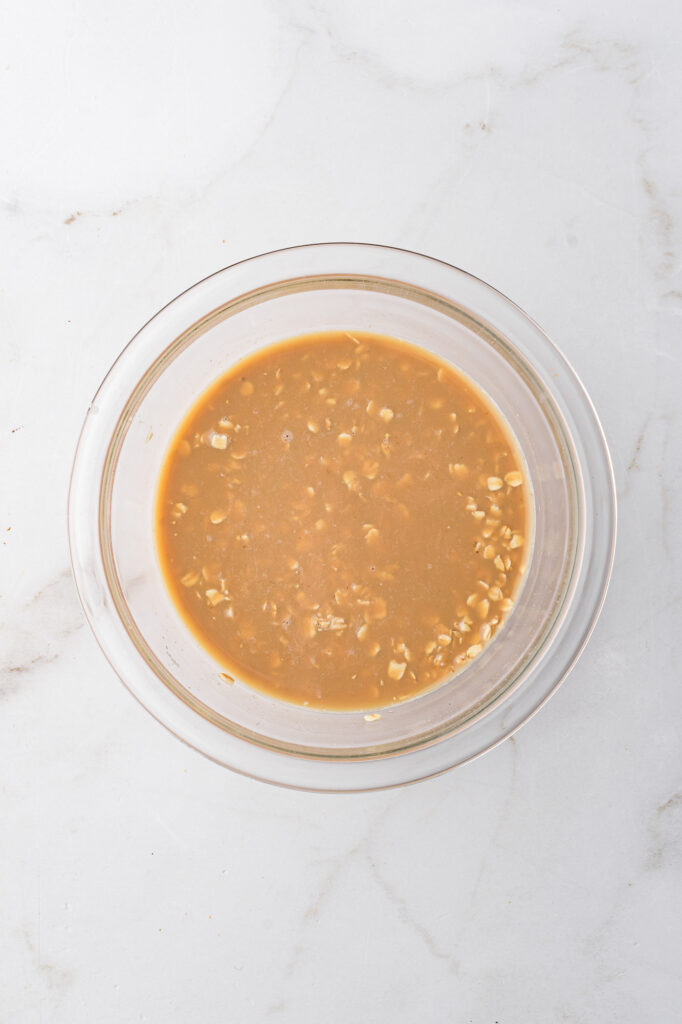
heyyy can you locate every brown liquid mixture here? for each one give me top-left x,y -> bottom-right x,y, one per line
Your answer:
156,331 -> 528,710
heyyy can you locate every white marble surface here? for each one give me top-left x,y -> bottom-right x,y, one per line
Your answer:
1,1 -> 680,1020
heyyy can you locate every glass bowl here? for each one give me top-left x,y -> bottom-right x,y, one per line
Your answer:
68,243 -> 616,791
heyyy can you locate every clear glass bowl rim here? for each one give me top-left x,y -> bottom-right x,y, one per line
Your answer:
68,243 -> 616,792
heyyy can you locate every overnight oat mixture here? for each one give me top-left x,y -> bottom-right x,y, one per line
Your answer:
155,331 -> 528,710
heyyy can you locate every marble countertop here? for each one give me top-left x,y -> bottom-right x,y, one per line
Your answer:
2,1 -> 680,1020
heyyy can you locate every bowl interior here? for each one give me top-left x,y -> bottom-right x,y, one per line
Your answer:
103,275 -> 578,758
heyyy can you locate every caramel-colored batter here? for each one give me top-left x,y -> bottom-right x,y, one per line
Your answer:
155,331 -> 528,710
